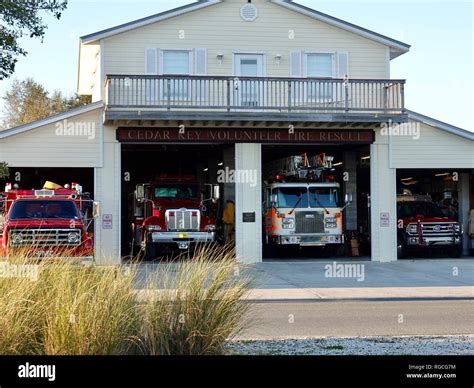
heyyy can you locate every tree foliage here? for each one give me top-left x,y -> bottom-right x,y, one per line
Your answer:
0,0 -> 68,79
2,78 -> 91,129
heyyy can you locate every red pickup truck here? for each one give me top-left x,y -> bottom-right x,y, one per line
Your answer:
397,196 -> 463,258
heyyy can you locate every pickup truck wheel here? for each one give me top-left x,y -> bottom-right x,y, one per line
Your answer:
450,246 -> 463,258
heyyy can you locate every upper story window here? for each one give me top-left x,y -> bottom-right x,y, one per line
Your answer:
305,53 -> 335,101
306,53 -> 334,78
162,50 -> 191,75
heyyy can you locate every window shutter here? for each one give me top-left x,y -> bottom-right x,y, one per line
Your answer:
194,48 -> 207,102
145,48 -> 158,74
337,51 -> 349,78
290,50 -> 302,77
145,48 -> 157,103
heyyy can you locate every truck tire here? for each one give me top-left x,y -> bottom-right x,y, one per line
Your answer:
397,238 -> 408,259
263,243 -> 277,258
144,243 -> 157,261
450,246 -> 463,258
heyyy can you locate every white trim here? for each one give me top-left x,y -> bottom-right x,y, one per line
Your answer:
0,101 -> 104,139
232,52 -> 267,77
100,40 -> 105,101
81,0 -> 222,44
271,0 -> 410,58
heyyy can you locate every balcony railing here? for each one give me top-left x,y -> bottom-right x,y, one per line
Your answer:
105,75 -> 405,114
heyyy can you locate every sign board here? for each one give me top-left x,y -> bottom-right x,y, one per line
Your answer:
102,214 -> 113,229
380,212 -> 390,227
117,128 -> 375,144
242,212 -> 256,223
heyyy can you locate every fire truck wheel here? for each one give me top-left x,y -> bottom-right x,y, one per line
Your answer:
397,238 -> 408,259
263,243 -> 277,258
144,243 -> 158,261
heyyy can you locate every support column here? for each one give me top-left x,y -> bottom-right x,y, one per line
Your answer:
458,173 -> 470,255
235,143 -> 262,264
370,131 -> 397,262
343,151 -> 358,231
94,135 -> 121,264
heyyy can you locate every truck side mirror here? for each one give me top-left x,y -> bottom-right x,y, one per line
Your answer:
213,185 -> 220,201
135,185 -> 145,203
345,193 -> 353,204
92,201 -> 100,218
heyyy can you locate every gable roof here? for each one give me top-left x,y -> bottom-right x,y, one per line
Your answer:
407,110 -> 474,141
80,0 -> 410,58
0,101 -> 103,139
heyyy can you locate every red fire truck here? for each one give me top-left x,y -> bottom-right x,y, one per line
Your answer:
0,182 -> 97,260
130,175 -> 220,259
397,194 -> 463,257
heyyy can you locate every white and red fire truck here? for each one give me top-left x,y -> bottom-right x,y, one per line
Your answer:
130,174 -> 220,259
0,182 -> 97,260
263,154 -> 352,256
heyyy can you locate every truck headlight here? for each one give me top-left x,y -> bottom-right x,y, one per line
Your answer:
282,218 -> 295,229
325,222 -> 337,229
205,225 -> 216,232
67,232 -> 80,244
325,217 -> 336,223
406,223 -> 418,235
147,225 -> 161,231
11,233 -> 23,245
454,223 -> 462,233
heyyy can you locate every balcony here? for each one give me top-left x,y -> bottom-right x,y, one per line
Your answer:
105,75 -> 406,126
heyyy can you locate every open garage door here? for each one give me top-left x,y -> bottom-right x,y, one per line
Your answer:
121,144 -> 234,260
261,144 -> 371,260
396,169 -> 473,258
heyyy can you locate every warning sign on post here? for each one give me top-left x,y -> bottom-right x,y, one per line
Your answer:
380,212 -> 390,227
102,214 -> 113,229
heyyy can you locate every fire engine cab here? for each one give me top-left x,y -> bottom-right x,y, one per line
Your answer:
263,154 -> 352,256
131,174 -> 220,259
0,181 -> 97,260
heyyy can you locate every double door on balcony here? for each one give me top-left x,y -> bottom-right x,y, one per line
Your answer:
234,54 -> 265,108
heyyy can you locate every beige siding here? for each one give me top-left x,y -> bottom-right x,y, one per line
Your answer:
389,121 -> 474,169
103,0 -> 388,79
0,109 -> 102,168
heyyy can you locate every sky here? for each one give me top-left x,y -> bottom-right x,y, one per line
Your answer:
0,0 -> 472,131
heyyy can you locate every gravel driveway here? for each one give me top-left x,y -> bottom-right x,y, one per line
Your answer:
228,335 -> 474,355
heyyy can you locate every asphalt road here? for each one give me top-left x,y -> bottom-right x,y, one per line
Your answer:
238,299 -> 474,340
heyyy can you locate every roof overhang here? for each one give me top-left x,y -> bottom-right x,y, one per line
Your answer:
80,0 -> 410,60
0,102 -> 104,139
407,110 -> 474,141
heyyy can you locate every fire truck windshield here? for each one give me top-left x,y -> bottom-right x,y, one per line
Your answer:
309,187 -> 341,208
275,188 -> 308,208
154,185 -> 198,200
9,200 -> 79,220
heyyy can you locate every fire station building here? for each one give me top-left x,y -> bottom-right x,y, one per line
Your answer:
0,0 -> 473,264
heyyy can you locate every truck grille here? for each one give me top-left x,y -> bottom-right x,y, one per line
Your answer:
8,229 -> 82,246
295,211 -> 324,233
166,209 -> 199,231
421,223 -> 455,235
